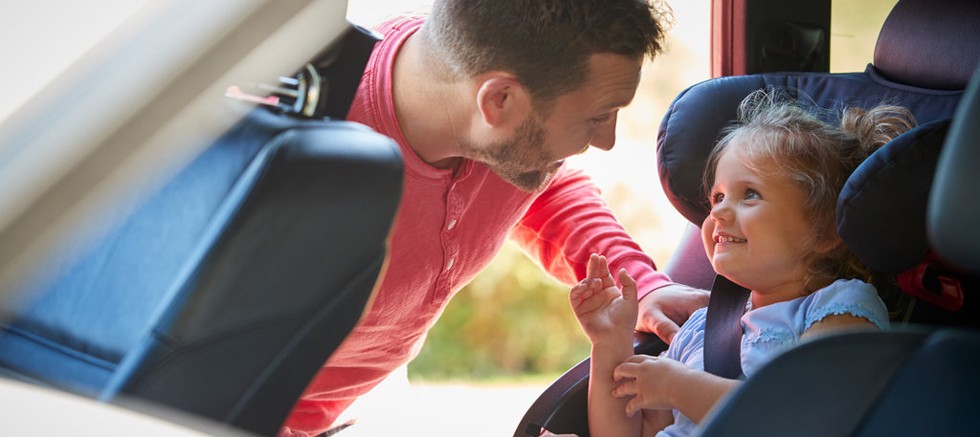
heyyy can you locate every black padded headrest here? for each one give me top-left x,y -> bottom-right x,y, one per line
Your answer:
837,120 -> 951,274
873,0 -> 980,91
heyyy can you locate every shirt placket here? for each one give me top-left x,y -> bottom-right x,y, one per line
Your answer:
431,180 -> 462,306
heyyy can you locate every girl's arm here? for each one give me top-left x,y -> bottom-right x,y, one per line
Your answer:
570,255 -> 642,437
669,315 -> 875,422
611,297 -> 881,428
589,335 -> 642,437
663,366 -> 741,423
623,314 -> 876,424
641,408 -> 675,435
613,356 -> 740,425
801,314 -> 877,341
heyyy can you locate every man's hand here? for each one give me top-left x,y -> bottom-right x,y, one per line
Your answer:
636,283 -> 709,344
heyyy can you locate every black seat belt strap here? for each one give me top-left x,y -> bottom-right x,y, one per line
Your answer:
703,275 -> 751,379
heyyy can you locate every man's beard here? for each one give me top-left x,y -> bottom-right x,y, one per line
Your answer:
463,116 -> 558,192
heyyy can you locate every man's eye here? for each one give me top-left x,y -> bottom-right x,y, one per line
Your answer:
590,114 -> 613,125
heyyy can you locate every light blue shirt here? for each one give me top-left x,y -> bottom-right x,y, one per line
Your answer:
655,279 -> 889,437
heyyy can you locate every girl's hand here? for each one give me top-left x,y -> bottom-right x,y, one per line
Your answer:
611,355 -> 688,417
569,254 -> 638,343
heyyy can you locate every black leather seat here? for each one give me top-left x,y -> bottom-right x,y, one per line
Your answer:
515,0 -> 979,435
0,25 -> 403,437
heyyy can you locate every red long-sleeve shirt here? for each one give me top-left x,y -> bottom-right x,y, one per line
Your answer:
283,16 -> 672,435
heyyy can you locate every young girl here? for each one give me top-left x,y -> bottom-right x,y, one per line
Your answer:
562,89 -> 917,437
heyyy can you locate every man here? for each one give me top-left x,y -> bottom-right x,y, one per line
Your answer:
280,1 -> 708,435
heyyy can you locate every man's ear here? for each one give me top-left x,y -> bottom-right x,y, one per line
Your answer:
475,73 -> 531,127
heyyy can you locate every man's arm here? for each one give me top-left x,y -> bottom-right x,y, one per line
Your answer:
511,166 -> 708,342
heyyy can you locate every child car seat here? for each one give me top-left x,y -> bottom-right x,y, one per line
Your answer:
696,70 -> 980,437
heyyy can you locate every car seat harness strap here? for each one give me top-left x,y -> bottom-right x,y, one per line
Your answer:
703,275 -> 751,379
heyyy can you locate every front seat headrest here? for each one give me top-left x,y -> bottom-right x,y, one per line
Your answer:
873,0 -> 980,91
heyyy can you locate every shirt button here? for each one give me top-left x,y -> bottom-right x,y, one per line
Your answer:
447,218 -> 458,230
446,257 -> 456,270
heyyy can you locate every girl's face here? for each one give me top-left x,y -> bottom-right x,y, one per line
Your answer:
701,143 -> 818,308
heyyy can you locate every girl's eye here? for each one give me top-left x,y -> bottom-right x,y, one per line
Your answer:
710,192 -> 724,206
744,188 -> 761,200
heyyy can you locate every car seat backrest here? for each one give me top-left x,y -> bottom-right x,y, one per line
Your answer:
929,67 -> 980,276
0,109 -> 402,436
846,67 -> 980,437
0,25 -> 403,436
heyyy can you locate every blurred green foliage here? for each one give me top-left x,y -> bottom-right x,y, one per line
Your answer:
408,186 -> 672,381
409,242 -> 590,380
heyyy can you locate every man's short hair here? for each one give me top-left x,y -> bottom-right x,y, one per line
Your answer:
424,0 -> 670,107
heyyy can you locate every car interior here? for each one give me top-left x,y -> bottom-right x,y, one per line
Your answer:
1,0 -> 977,436
516,0 -> 980,435
0,2 -> 401,436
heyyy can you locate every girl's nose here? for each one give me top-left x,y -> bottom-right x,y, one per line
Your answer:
709,198 -> 733,222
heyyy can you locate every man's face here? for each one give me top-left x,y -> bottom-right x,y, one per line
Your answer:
464,53 -> 643,192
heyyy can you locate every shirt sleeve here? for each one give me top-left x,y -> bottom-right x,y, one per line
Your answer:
510,165 -> 673,299
662,307 -> 707,365
803,279 -> 890,330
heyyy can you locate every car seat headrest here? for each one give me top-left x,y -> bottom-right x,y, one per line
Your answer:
873,0 -> 980,91
659,79 -> 958,274
837,120 -> 951,274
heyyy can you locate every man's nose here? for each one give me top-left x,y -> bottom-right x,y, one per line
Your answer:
589,115 -> 617,151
